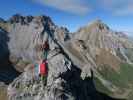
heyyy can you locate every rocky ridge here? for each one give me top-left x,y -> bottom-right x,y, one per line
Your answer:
0,15 -> 133,100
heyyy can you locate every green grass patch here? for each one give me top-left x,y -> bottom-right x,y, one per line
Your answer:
98,63 -> 133,88
93,77 -> 112,95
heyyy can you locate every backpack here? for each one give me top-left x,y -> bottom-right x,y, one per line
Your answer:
39,61 -> 47,76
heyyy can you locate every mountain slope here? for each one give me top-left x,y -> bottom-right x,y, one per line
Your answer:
0,15 -> 133,100
67,20 -> 133,99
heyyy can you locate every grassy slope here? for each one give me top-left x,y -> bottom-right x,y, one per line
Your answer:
94,63 -> 133,99
0,86 -> 8,100
93,77 -> 112,95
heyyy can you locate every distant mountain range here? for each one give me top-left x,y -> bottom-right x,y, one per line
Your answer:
0,14 -> 133,100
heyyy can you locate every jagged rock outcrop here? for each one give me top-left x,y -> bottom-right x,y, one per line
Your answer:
8,14 -> 33,24
0,15 -> 133,100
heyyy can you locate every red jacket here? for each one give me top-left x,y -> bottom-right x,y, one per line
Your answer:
39,61 -> 47,76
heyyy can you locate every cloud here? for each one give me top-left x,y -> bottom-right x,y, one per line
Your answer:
99,0 -> 133,16
32,0 -> 91,15
113,4 -> 133,16
32,0 -> 133,16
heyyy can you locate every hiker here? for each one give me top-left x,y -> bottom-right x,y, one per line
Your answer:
38,40 -> 49,84
31,39 -> 49,84
39,59 -> 48,85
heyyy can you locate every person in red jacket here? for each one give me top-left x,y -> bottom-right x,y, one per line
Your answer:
39,59 -> 48,84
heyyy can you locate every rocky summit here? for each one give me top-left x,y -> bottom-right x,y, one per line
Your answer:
0,14 -> 133,100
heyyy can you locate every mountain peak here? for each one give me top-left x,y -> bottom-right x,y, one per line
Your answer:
88,19 -> 110,31
75,19 -> 110,40
90,19 -> 102,24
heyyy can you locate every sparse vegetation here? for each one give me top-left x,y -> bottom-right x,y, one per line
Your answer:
98,63 -> 133,88
124,48 -> 133,62
95,63 -> 133,99
116,50 -> 127,62
0,22 -> 9,31
93,77 -> 112,95
0,86 -> 8,100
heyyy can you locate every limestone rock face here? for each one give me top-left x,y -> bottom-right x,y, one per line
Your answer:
0,15 -> 70,72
